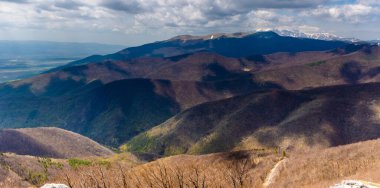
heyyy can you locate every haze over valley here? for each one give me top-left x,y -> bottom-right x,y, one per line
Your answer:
0,41 -> 124,82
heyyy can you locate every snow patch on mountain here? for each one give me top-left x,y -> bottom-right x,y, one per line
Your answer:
273,29 -> 359,42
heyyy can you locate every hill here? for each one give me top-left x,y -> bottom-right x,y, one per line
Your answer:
124,82 -> 380,155
0,127 -> 113,158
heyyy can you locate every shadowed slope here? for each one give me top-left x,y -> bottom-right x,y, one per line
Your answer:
0,78 -> 279,146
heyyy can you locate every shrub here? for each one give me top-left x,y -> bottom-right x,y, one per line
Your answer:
307,60 -> 326,67
68,158 -> 92,169
95,160 -> 112,169
38,158 -> 64,172
26,170 -> 47,186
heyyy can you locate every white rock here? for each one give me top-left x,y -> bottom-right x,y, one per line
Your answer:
331,180 -> 378,188
40,183 -> 70,188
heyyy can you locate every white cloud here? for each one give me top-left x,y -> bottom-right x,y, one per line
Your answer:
311,3 -> 378,23
298,25 -> 320,33
0,0 -> 379,44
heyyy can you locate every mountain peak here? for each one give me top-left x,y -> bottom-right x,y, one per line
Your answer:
168,31 -> 283,42
168,32 -> 253,41
250,31 -> 280,38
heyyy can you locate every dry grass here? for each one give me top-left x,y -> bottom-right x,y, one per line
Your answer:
51,150 -> 279,188
0,153 -> 68,187
3,139 -> 380,187
50,139 -> 380,188
0,152 -> 142,188
272,138 -> 380,188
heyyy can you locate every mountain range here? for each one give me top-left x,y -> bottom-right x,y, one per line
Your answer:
1,30 -> 380,187
1,32 -> 379,148
0,32 -> 365,146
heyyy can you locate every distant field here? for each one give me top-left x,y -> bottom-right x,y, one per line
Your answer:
0,40 -> 125,82
0,58 -> 75,82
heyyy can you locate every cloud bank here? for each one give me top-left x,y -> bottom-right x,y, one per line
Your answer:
0,0 -> 378,45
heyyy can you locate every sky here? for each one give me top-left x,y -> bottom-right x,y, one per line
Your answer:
0,0 -> 379,46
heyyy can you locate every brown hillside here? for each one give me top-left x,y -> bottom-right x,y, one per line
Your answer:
255,45 -> 380,90
272,138 -> 380,188
125,82 -> 380,156
0,127 -> 113,158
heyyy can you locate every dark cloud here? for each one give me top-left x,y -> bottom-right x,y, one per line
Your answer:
54,0 -> 83,10
99,0 -> 330,22
0,0 -> 29,3
235,0 -> 329,9
200,0 -> 330,20
101,0 -> 145,14
34,0 -> 84,13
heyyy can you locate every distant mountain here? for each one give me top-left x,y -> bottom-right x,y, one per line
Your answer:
368,40 -> 380,45
0,127 -> 113,158
54,31 -> 348,70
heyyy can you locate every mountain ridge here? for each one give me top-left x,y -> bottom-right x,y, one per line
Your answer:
50,31 -> 348,71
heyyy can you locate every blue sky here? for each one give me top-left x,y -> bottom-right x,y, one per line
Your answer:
0,0 -> 378,45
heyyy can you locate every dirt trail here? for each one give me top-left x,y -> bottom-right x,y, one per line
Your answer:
263,158 -> 288,187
